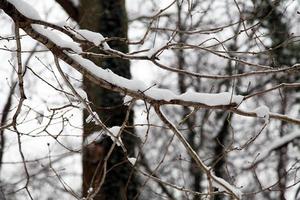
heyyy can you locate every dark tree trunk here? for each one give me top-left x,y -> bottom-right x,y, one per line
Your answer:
0,83 -> 16,173
79,0 -> 139,199
213,114 -> 231,200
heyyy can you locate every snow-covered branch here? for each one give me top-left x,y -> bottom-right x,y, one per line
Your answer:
1,0 -> 300,199
253,132 -> 300,166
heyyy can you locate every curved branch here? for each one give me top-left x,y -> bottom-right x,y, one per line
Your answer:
2,0 -> 300,128
154,105 -> 242,199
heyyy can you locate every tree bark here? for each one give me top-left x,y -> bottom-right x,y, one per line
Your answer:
79,1 -> 139,199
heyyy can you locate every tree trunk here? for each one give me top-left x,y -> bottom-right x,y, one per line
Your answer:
79,1 -> 139,199
213,114 -> 231,200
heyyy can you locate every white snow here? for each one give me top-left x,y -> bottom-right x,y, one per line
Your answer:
254,105 -> 270,122
212,175 -> 243,199
106,126 -> 123,147
67,52 -> 147,89
178,91 -> 244,106
36,111 -> 44,124
128,157 -> 137,165
66,53 -> 244,106
84,131 -> 103,145
85,111 -> 100,124
8,0 -> 41,20
76,88 -> 89,101
254,105 -> 269,118
87,187 -> 93,194
73,29 -> 110,49
70,0 -> 80,7
83,126 -> 123,147
146,44 -> 164,58
32,24 -> 82,54
123,95 -> 133,104
145,87 -> 176,101
255,131 -> 300,164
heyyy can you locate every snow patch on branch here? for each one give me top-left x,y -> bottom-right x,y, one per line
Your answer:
106,126 -> 123,147
73,29 -> 110,49
123,95 -> 133,104
85,111 -> 100,124
84,131 -> 103,145
70,0 -> 79,7
254,131 -> 300,165
8,0 -> 41,20
76,88 -> 89,101
212,175 -> 242,199
67,53 -> 244,106
84,126 -> 123,147
128,157 -> 137,165
179,91 -> 244,106
254,105 -> 269,122
32,24 -> 82,53
146,44 -> 165,58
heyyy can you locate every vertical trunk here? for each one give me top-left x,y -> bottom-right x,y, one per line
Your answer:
80,0 -> 139,199
0,83 -> 16,173
212,115 -> 231,200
